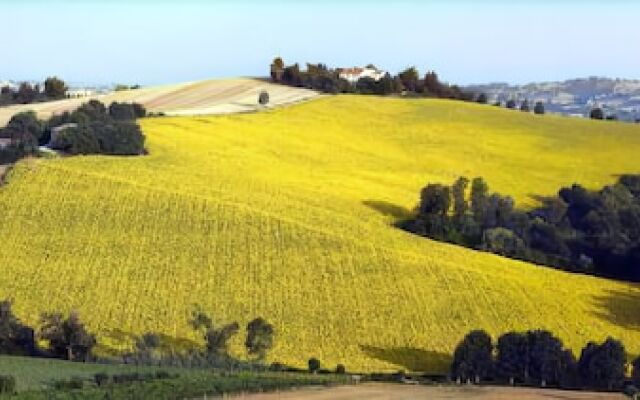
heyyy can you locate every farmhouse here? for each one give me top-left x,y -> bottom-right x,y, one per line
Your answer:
337,67 -> 386,84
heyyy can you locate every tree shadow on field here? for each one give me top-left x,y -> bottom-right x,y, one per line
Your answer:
360,345 -> 452,373
592,288 -> 640,331
99,328 -> 199,356
363,200 -> 414,221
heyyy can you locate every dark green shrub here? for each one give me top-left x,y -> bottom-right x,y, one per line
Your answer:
0,375 -> 16,394
336,364 -> 346,374
94,372 -> 109,386
52,376 -> 84,390
258,91 -> 270,106
308,358 -> 321,373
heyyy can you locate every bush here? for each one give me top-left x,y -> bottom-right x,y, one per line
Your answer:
590,107 -> 604,120
0,375 -> 16,394
534,101 -> 545,115
52,376 -> 85,390
94,372 -> 110,386
258,91 -> 270,106
308,357 -> 321,373
336,364 -> 346,374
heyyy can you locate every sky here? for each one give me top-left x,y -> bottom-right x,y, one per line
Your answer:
1,0 -> 639,86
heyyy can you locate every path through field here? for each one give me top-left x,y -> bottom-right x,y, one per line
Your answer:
0,78 -> 318,126
226,384 -> 624,400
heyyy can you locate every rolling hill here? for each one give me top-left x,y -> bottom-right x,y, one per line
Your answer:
1,94 -> 640,373
0,78 -> 318,127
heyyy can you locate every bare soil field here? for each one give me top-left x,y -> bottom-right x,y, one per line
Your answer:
227,384 -> 625,400
0,78 -> 318,127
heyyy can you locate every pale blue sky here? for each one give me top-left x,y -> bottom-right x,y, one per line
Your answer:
1,0 -> 639,86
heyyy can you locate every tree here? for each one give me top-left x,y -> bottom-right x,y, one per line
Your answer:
258,91 -> 270,106
452,177 -> 470,222
470,177 -> 489,225
108,102 -> 145,121
398,67 -> 419,92
632,355 -> 640,386
482,228 -> 527,258
520,99 -> 530,112
423,71 -> 442,95
496,332 -> 528,384
590,107 -> 604,120
50,124 -> 100,154
3,111 -> 44,151
451,330 -> 493,383
336,364 -> 346,374
526,330 -> 565,387
476,93 -> 488,104
0,300 -> 35,356
15,82 -> 37,104
205,322 -> 239,357
578,338 -> 626,390
39,311 -> 96,361
308,357 -> 321,373
534,101 -> 545,115
245,317 -> 274,359
506,99 -> 517,109
44,77 -> 68,99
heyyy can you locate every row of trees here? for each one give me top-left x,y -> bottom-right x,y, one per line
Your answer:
0,77 -> 68,106
269,58 -> 474,100
0,300 -> 95,361
408,175 -> 640,281
0,100 -> 146,163
452,329 -> 632,391
1,299 -> 277,367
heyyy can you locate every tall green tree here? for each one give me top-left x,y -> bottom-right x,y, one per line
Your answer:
44,77 -> 68,99
245,318 -> 274,360
451,330 -> 494,383
496,332 -> 528,384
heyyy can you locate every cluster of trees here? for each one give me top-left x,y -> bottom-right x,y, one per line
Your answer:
482,97 -> 546,115
270,57 -> 474,100
0,100 -> 146,163
0,77 -> 68,106
452,329 -> 631,391
187,307 -> 275,362
1,299 -> 277,369
590,107 -> 620,121
0,299 -> 95,361
407,175 -> 640,281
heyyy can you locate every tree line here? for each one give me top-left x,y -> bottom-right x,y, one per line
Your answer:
269,57 -> 475,100
451,328 -> 636,392
0,100 -> 147,163
0,77 -> 68,106
406,175 -> 640,281
0,299 -> 276,367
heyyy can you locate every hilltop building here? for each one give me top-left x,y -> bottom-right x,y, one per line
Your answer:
337,67 -> 386,84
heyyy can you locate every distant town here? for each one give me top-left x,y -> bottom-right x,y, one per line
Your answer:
466,77 -> 640,122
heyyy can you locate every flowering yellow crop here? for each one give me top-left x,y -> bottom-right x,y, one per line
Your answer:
1,96 -> 640,372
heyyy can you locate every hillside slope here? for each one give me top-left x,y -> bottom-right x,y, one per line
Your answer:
1,96 -> 640,372
0,78 -> 318,127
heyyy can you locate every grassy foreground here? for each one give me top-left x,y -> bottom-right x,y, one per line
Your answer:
1,96 -> 640,372
0,356 -> 343,398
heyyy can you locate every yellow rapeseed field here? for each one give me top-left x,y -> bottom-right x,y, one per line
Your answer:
1,96 -> 640,373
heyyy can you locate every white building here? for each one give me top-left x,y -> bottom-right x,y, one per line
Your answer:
66,88 -> 95,98
337,67 -> 386,84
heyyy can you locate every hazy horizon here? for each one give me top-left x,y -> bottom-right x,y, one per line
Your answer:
1,0 -> 639,86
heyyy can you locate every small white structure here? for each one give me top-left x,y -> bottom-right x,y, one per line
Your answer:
0,138 -> 12,149
337,67 -> 386,84
49,123 -> 78,147
66,88 -> 95,98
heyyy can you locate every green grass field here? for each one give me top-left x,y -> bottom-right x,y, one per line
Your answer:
1,95 -> 640,373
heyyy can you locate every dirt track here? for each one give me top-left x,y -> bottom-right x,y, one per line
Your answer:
0,78 -> 319,127
225,384 -> 624,400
